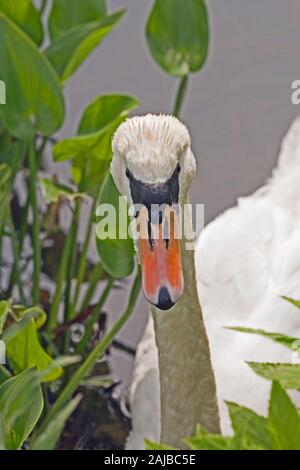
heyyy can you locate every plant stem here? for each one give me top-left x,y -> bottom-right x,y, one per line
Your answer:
28,140 -> 41,305
79,263 -> 104,313
64,200 -> 81,322
40,270 -> 141,431
7,196 -> 30,295
76,278 -> 114,355
8,139 -> 46,294
173,75 -> 189,118
40,0 -> 47,15
72,198 -> 97,311
8,208 -> 26,304
47,201 -> 80,332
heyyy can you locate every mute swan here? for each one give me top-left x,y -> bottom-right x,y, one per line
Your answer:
111,114 -> 220,448
122,115 -> 300,449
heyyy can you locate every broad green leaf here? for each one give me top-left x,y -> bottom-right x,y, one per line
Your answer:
49,0 -> 107,39
0,365 -> 11,386
53,94 -> 139,196
282,296 -> 300,309
78,94 -> 139,135
0,0 -> 43,45
268,381 -> 300,450
4,317 -> 62,382
46,11 -> 124,82
30,394 -> 81,450
96,172 -> 135,278
40,177 -> 84,204
146,0 -> 209,77
0,139 -> 26,176
226,401 -> 273,450
0,15 -> 64,140
0,368 -> 43,450
248,362 -> 300,391
227,326 -> 299,350
0,300 -> 9,334
145,439 -> 176,450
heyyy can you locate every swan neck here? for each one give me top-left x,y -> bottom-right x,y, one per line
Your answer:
152,198 -> 220,448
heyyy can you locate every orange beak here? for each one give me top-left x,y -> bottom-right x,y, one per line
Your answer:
137,206 -> 184,310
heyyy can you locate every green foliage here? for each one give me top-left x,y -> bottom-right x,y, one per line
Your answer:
268,381 -> 300,450
0,0 -> 43,45
0,139 -> 26,176
146,0 -> 209,77
46,11 -> 124,82
248,362 -> 300,391
145,439 -> 176,450
53,94 -> 139,196
0,300 -> 9,334
281,296 -> 300,309
40,177 -> 84,204
227,326 -> 298,349
0,369 -> 43,450
0,14 -> 64,140
3,306 -> 63,382
49,0 -> 107,39
96,173 -> 135,278
30,394 -> 82,450
151,382 -> 300,450
226,401 -> 273,449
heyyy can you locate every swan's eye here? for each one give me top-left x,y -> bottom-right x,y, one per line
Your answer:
125,168 -> 132,179
176,164 -> 181,174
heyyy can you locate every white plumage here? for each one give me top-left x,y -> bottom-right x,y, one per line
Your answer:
127,116 -> 300,448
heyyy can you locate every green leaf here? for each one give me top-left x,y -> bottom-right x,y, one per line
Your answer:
40,177 -> 84,204
53,94 -> 139,196
0,300 -> 9,335
146,0 -> 209,77
0,365 -> 11,386
268,381 -> 300,450
226,401 -> 273,450
248,362 -> 300,391
227,326 -> 299,350
0,14 -> 65,140
0,0 -> 43,45
0,368 -> 43,450
30,394 -> 82,450
46,11 -> 124,82
282,296 -> 300,309
185,425 -> 262,450
186,428 -> 235,450
96,172 -> 135,278
0,139 -> 26,176
11,305 -> 46,328
3,317 -> 62,382
39,355 -> 82,381
49,0 -> 107,39
145,439 -> 177,450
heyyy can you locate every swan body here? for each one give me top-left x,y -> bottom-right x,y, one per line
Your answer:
126,116 -> 300,448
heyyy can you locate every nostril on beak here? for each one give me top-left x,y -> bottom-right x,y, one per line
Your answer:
156,286 -> 174,311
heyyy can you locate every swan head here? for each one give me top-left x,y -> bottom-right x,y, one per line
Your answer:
111,114 -> 196,311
